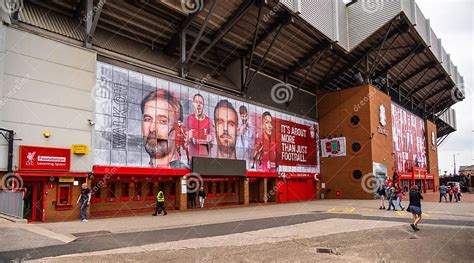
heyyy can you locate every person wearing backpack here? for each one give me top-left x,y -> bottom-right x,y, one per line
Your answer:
198,186 -> 206,208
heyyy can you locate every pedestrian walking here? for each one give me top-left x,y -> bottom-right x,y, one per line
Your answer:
407,185 -> 423,231
395,184 -> 405,210
76,183 -> 91,222
439,184 -> 448,202
386,183 -> 396,211
376,184 -> 386,210
189,191 -> 197,208
447,186 -> 453,202
198,186 -> 206,208
152,188 -> 167,216
454,185 -> 461,202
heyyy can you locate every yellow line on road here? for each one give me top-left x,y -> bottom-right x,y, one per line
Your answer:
327,207 -> 355,214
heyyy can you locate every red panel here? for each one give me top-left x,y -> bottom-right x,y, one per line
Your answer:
287,180 -> 306,201
276,179 -> 288,202
15,172 -> 87,178
245,171 -> 278,178
93,166 -> 189,176
19,146 -> 71,171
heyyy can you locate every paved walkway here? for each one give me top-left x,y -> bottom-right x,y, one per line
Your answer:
0,197 -> 472,261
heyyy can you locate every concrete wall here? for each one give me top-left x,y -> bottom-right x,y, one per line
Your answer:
0,26 -> 96,172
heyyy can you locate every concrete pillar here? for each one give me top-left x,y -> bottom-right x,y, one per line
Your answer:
240,177 -> 249,205
176,177 -> 187,210
260,178 -> 268,203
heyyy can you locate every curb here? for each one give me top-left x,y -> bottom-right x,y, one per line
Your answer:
0,213 -> 27,223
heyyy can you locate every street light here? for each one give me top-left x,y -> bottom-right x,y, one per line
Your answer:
453,153 -> 460,175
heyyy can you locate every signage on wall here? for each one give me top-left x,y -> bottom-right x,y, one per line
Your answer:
59,177 -> 74,183
320,137 -> 346,157
71,144 -> 88,155
19,146 -> 71,171
377,104 -> 389,136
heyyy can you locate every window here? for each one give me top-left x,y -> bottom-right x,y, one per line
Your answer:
147,182 -> 154,196
353,170 -> 363,180
233,182 -> 238,193
351,142 -> 361,152
216,182 -> 221,194
350,115 -> 360,126
224,182 -> 229,193
92,182 -> 101,198
107,182 -> 116,198
57,184 -> 72,206
207,182 -> 213,194
135,182 -> 142,197
122,183 -> 130,197
170,182 -> 176,195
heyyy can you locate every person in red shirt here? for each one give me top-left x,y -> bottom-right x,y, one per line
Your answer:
185,93 -> 216,158
171,120 -> 190,164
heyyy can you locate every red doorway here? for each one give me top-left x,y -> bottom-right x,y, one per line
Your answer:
23,182 -> 44,222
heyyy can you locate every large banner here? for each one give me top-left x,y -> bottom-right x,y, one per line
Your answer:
94,62 -> 319,174
391,103 -> 427,172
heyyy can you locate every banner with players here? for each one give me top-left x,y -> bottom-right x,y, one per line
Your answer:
93,62 -> 320,173
391,102 -> 427,172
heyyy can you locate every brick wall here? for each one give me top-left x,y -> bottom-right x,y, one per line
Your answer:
318,85 -> 394,199
425,120 -> 439,188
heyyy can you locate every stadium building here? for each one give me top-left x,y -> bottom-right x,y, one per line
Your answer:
0,0 -> 465,221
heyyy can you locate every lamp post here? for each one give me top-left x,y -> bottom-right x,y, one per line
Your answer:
453,153 -> 460,175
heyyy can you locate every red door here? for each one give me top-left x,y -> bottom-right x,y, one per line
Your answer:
276,179 -> 288,202
287,179 -> 307,201
23,182 -> 44,222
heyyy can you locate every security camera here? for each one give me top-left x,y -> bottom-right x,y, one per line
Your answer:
88,119 -> 95,126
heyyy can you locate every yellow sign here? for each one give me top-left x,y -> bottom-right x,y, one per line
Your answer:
59,177 -> 74,183
71,144 -> 88,155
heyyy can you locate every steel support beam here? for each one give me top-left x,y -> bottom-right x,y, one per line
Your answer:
285,41 -> 331,76
190,0 -> 254,68
84,0 -> 106,48
368,21 -> 399,76
179,29 -> 186,77
374,45 -> 423,76
396,62 -> 436,86
244,22 -> 286,92
164,0 -> 210,54
323,20 -> 408,89
184,0 -> 217,65
295,45 -> 331,92
401,66 -> 433,105
410,75 -> 444,97
244,3 -> 264,87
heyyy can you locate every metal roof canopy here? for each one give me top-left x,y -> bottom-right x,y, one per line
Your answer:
15,0 -> 462,131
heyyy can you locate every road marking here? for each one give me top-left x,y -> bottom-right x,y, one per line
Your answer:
327,208 -> 355,214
